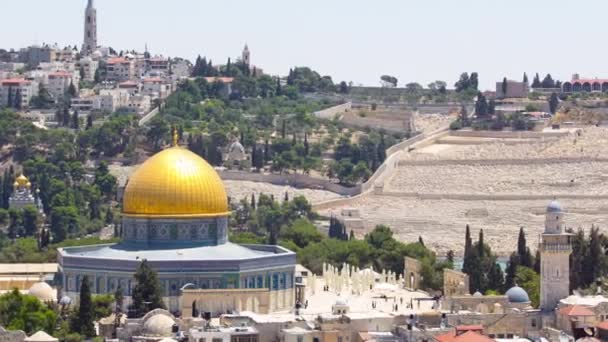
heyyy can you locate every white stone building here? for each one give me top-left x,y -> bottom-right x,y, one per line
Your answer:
71,95 -> 100,112
127,94 -> 151,115
47,71 -> 78,100
143,77 -> 171,99
98,89 -> 129,112
76,57 -> 99,81
106,57 -> 135,81
0,78 -> 38,108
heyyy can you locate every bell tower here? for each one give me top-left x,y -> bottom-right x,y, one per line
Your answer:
82,0 -> 97,54
242,44 -> 250,66
540,200 -> 572,311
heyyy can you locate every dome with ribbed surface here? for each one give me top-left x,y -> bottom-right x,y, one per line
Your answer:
122,146 -> 229,218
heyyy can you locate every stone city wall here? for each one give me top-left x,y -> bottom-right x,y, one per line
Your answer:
313,102 -> 352,119
313,126 -> 450,211
218,170 -> 361,197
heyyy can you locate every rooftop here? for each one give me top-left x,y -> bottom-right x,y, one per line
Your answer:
558,305 -> 595,317
59,242 -> 290,262
436,330 -> 495,342
560,294 -> 608,307
1,78 -> 31,85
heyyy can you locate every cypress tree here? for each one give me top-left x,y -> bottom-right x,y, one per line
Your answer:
349,230 -> 355,240
276,77 -> 282,96
462,224 -> 473,274
6,89 -> 13,108
250,193 -> 256,210
14,90 -> 22,110
586,226 -> 603,286
549,92 -> 559,114
377,134 -> 387,163
264,139 -> 271,162
115,284 -> 124,314
523,72 -> 529,85
502,77 -> 508,97
72,110 -> 80,129
504,252 -> 520,290
86,114 -> 93,129
131,259 -> 166,317
488,261 -> 504,291
281,120 -> 286,139
304,133 -> 309,156
517,227 -> 526,259
284,191 -> 289,203
534,249 -> 541,274
77,275 -> 95,337
477,229 -> 485,258
418,236 -> 425,246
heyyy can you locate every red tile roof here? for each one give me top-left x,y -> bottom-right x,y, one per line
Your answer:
436,330 -> 495,342
597,320 -> 608,330
48,71 -> 72,77
567,79 -> 608,84
107,57 -> 129,65
559,305 -> 595,317
1,78 -> 31,85
118,81 -> 138,87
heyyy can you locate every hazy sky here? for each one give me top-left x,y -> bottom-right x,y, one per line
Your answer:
2,0 -> 606,90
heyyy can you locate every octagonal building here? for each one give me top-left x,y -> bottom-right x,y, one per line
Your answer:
58,142 -> 296,313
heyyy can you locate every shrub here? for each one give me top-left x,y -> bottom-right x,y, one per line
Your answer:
449,120 -> 462,130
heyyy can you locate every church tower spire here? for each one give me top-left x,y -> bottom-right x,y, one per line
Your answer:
242,44 -> 250,66
82,0 -> 98,55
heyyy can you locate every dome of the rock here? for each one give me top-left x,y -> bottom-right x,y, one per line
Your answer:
122,146 -> 229,218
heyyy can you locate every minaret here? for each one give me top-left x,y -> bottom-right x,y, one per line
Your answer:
539,200 -> 572,311
242,44 -> 250,66
82,0 -> 97,54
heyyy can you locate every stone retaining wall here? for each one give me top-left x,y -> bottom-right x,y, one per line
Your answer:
218,170 -> 360,196
380,192 -> 608,201
398,157 -> 608,167
449,129 -> 570,139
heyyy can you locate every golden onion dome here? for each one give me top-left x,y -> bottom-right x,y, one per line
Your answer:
122,146 -> 229,218
16,173 -> 28,186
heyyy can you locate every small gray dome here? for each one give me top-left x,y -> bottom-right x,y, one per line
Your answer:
506,286 -> 530,303
59,295 -> 72,306
547,200 -> 562,213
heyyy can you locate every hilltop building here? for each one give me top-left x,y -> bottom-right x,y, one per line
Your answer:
58,133 -> 296,313
562,74 -> 608,93
242,44 -> 250,66
82,0 -> 98,54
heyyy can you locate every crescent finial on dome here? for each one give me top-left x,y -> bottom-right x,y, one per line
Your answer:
172,127 -> 179,147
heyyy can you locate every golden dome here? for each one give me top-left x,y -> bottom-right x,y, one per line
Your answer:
16,173 -> 28,186
122,146 -> 229,218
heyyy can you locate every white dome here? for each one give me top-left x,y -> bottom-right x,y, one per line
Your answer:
143,314 -> 175,337
28,282 -> 56,302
